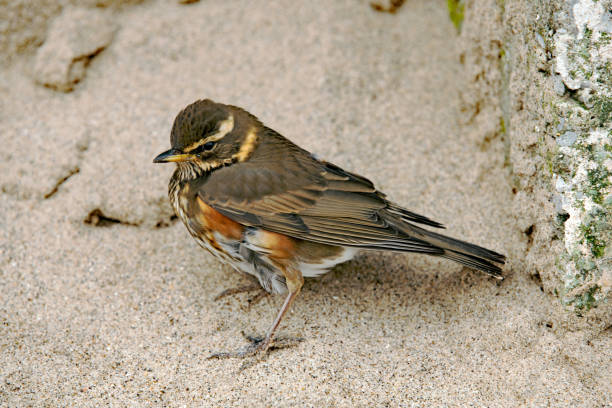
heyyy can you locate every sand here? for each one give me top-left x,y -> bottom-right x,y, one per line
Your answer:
1,0 -> 610,406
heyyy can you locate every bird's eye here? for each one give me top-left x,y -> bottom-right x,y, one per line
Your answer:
194,141 -> 216,154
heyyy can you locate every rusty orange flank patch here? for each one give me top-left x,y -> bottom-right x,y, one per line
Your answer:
195,197 -> 243,240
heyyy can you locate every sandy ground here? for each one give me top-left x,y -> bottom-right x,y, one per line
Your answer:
1,0 -> 610,406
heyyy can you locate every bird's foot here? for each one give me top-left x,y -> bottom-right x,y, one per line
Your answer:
213,283 -> 269,308
207,331 -> 304,363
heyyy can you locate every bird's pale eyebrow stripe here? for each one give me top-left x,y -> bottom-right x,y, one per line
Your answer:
184,114 -> 234,152
232,127 -> 258,162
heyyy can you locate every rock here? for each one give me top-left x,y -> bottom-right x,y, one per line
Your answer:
554,30 -> 582,91
460,0 -> 612,315
553,75 -> 565,96
33,7 -> 116,92
556,131 -> 577,147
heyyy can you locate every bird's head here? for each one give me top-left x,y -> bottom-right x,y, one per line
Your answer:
153,99 -> 261,179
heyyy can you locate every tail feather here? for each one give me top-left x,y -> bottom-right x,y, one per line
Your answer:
443,250 -> 503,278
414,227 -> 506,264
385,214 -> 506,277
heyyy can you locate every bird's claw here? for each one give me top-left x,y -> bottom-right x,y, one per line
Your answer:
207,331 -> 304,361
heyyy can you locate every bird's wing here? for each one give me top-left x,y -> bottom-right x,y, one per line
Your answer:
193,151 -> 444,254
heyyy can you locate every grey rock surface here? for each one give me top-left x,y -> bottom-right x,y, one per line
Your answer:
460,0 -> 611,314
550,0 -> 611,311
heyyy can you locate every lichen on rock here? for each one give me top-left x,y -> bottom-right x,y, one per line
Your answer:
554,127 -> 611,312
551,0 -> 611,313
458,0 -> 610,315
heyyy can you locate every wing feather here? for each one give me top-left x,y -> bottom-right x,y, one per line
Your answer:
193,138 -> 442,253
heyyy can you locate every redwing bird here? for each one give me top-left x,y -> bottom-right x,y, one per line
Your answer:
154,99 -> 505,358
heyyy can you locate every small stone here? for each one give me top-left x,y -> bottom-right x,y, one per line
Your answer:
535,32 -> 546,49
556,117 -> 565,132
557,131 -> 577,147
552,194 -> 565,213
555,176 -> 570,193
33,7 -> 116,92
554,32 -> 582,90
553,75 -> 566,96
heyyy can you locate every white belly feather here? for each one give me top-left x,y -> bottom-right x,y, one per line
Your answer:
298,247 -> 359,277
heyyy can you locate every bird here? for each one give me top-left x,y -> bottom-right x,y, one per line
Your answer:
153,99 -> 506,358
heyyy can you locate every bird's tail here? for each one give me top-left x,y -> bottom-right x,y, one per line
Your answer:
395,221 -> 506,277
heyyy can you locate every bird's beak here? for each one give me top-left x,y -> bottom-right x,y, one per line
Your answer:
153,148 -> 192,163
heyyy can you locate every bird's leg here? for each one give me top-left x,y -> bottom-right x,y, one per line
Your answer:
208,267 -> 304,359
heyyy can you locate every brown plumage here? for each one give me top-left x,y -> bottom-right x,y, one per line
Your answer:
154,99 -> 506,358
